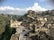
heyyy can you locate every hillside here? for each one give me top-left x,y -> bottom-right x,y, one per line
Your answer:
0,10 -> 54,40
10,10 -> 54,40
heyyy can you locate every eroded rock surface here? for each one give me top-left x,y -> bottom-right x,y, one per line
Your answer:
10,10 -> 54,40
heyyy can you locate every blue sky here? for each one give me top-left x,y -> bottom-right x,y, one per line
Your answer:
0,0 -> 52,9
0,0 -> 54,15
1,0 -> 35,8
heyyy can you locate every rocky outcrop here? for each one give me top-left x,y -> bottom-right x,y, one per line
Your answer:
10,10 -> 54,40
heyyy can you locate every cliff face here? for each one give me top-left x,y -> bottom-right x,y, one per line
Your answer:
10,10 -> 54,40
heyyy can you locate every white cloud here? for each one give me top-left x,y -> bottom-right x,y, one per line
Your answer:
0,6 -> 24,10
26,3 -> 47,11
0,3 -> 47,15
0,6 -> 14,10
